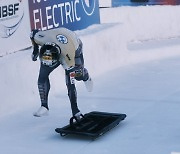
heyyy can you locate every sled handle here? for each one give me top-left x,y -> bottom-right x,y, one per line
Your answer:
69,114 -> 85,126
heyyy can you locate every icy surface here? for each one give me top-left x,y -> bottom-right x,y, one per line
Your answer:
0,6 -> 180,154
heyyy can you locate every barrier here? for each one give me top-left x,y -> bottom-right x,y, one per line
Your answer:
28,0 -> 100,31
0,0 -> 31,56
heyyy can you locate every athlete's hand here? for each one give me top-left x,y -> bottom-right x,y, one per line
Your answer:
31,52 -> 38,61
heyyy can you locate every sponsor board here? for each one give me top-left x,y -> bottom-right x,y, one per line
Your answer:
28,0 -> 100,31
0,0 -> 31,56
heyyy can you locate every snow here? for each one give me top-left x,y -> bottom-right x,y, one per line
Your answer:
1,5 -> 180,154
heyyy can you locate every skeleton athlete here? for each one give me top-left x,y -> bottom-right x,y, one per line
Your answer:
30,27 -> 93,119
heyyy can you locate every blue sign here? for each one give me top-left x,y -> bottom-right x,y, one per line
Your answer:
28,0 -> 100,31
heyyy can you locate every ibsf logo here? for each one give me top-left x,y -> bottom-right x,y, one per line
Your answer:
0,0 -> 24,38
0,4 -> 19,18
81,0 -> 96,16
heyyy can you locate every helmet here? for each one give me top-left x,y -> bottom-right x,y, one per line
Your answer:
39,42 -> 61,67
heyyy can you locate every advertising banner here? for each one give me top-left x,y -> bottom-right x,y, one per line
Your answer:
112,0 -> 180,6
28,0 -> 100,31
0,0 -> 31,56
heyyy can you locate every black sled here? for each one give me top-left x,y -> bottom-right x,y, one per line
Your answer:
55,111 -> 126,139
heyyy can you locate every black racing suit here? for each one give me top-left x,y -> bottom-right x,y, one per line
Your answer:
37,41 -> 89,116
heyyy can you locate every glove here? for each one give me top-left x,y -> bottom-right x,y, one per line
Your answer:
30,29 -> 39,40
31,43 -> 39,61
31,52 -> 39,61
30,30 -> 39,61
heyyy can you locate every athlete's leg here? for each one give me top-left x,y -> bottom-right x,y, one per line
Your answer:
65,69 -> 80,116
37,63 -> 60,109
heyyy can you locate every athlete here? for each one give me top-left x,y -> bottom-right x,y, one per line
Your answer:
30,27 -> 93,119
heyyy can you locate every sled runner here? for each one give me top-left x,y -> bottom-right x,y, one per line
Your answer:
55,111 -> 126,139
